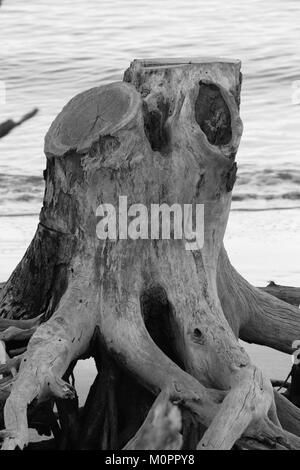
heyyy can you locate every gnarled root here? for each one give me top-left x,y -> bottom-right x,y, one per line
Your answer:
1,257 -> 300,450
97,257 -> 298,450
1,277 -> 97,450
218,246 -> 300,353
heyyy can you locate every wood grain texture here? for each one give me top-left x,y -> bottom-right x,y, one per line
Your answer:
0,59 -> 299,450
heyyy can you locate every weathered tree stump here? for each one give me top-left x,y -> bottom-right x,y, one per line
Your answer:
1,58 -> 300,450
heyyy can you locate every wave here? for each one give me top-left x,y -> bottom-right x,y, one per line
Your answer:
0,173 -> 43,186
0,174 -> 43,197
231,206 -> 300,212
0,212 -> 40,218
232,191 -> 300,201
233,166 -> 300,202
236,167 -> 300,186
0,173 -> 44,217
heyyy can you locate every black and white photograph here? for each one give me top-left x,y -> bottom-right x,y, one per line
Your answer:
0,0 -> 299,455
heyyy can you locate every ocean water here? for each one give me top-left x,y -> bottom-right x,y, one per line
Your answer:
0,0 -> 299,386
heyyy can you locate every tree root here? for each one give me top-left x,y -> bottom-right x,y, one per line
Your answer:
1,289 -> 300,450
1,275 -> 97,450
0,326 -> 37,343
0,315 -> 43,332
218,246 -> 300,353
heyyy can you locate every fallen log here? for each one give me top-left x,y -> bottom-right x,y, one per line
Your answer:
0,57 -> 300,450
259,281 -> 300,307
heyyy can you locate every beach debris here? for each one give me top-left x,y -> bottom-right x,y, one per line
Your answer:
260,281 -> 300,307
0,108 -> 39,140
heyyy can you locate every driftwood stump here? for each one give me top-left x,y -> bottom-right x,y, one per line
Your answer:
1,58 -> 300,450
